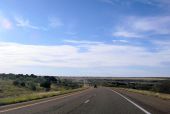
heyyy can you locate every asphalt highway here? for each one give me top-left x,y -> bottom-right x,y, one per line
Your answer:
0,87 -> 150,114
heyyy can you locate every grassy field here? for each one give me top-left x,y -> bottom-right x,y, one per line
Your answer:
0,79 -> 62,98
111,77 -> 169,81
0,80 -> 34,98
0,74 -> 86,106
0,87 -> 87,106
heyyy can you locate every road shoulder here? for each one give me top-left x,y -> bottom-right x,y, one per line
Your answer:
0,87 -> 91,113
112,88 -> 170,114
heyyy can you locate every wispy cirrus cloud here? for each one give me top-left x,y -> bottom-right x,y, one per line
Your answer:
152,40 -> 170,49
0,15 -> 12,30
112,40 -> 129,43
99,0 -> 170,6
48,17 -> 78,36
64,39 -> 103,45
15,16 -> 47,31
112,16 -> 170,38
134,0 -> 170,6
112,30 -> 142,38
48,17 -> 64,28
130,16 -> 170,35
99,0 -> 115,5
154,40 -> 170,46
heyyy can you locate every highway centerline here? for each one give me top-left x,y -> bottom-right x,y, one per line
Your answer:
111,90 -> 151,114
84,99 -> 90,104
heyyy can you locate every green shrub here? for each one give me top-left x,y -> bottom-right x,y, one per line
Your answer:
40,81 -> 51,91
20,82 -> 25,87
27,82 -> 36,91
13,80 -> 20,86
158,80 -> 170,93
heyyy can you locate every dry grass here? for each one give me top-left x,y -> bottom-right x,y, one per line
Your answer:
111,77 -> 167,81
0,87 -> 88,106
0,80 -> 33,98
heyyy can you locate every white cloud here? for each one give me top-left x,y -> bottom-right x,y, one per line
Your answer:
15,16 -> 47,31
130,16 -> 170,35
152,40 -> 170,50
64,40 -> 103,45
48,17 -> 63,28
112,30 -> 142,38
134,0 -> 170,6
100,0 -> 170,6
112,40 -> 129,43
113,16 -> 170,38
0,41 -> 170,70
99,0 -> 115,5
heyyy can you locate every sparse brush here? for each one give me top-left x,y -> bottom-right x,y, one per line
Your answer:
0,87 -> 87,106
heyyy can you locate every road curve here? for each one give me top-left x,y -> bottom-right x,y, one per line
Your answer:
0,87 -> 148,114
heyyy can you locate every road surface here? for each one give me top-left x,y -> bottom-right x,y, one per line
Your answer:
0,88 -> 150,114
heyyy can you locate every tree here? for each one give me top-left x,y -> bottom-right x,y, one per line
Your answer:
20,82 -> 25,87
30,84 -> 36,91
28,82 -> 36,91
30,74 -> 36,78
158,80 -> 170,93
13,80 -> 19,86
40,81 -> 51,91
44,76 -> 57,83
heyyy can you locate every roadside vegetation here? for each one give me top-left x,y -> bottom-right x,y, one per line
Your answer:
0,73 -> 85,106
125,88 -> 170,100
87,77 -> 170,94
0,87 -> 87,105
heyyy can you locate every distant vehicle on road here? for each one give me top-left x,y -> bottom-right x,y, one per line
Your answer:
94,84 -> 97,88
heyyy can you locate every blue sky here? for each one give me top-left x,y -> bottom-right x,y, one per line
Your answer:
0,0 -> 170,76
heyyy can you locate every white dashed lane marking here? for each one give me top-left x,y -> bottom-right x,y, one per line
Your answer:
84,99 -> 90,104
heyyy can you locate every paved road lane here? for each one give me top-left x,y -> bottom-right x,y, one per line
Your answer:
0,88 -> 148,114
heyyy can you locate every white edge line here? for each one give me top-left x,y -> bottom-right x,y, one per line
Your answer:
112,90 -> 151,114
